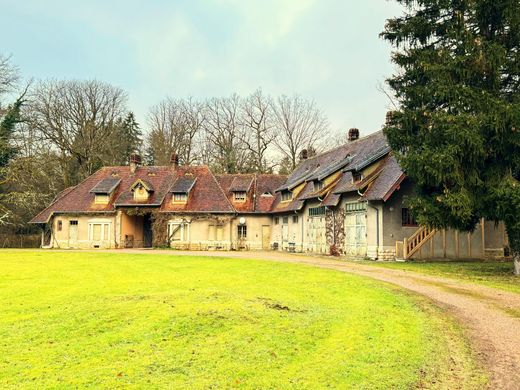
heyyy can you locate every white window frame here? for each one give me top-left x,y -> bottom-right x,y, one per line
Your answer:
88,219 -> 112,241
173,193 -> 188,203
233,191 -> 246,202
168,220 -> 190,242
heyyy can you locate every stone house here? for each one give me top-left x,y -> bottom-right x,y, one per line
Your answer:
30,131 -> 508,260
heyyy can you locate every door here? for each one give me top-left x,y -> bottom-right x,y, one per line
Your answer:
344,212 -> 367,257
262,225 -> 271,250
69,220 -> 78,248
143,214 -> 153,248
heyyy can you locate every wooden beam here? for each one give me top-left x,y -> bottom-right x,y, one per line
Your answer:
455,230 -> 460,258
481,218 -> 485,257
442,230 -> 446,258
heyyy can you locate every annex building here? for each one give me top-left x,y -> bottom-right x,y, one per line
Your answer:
30,130 -> 508,261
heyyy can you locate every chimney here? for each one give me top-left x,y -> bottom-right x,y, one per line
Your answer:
129,153 -> 141,174
170,153 -> 179,169
348,128 -> 360,142
299,149 -> 308,160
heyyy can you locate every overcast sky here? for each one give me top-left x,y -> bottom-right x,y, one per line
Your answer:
1,0 -> 403,137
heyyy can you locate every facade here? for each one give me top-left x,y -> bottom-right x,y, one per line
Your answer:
31,131 -> 508,260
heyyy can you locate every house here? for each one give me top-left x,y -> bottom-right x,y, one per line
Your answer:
30,131 -> 508,260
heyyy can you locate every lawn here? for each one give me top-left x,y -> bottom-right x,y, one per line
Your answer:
0,251 -> 484,389
360,259 -> 520,294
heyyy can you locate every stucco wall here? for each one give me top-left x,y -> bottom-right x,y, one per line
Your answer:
51,214 -> 117,249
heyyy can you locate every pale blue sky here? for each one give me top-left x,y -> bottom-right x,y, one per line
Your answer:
1,0 -> 403,136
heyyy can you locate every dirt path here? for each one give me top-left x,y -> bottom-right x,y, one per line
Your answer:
36,249 -> 520,388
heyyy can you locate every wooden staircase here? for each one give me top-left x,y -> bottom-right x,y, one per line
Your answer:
395,227 -> 437,260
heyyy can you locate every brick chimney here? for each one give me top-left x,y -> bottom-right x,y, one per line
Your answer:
170,153 -> 179,169
129,153 -> 141,174
348,128 -> 360,142
299,149 -> 308,160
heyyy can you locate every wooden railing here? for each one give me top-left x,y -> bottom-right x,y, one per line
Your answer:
395,226 -> 437,260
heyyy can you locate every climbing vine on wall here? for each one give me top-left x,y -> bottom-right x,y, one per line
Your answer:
325,208 -> 346,256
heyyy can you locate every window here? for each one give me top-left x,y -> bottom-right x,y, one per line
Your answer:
70,220 -> 78,226
134,185 -> 149,201
94,194 -> 109,205
237,225 -> 247,239
401,208 -> 418,227
314,180 -> 323,191
88,221 -> 110,241
57,220 -> 63,231
345,202 -> 367,212
309,206 -> 326,217
352,172 -> 364,183
282,216 -> 289,224
173,193 -> 188,203
234,191 -> 246,201
274,217 -> 279,225
292,215 -> 299,224
281,191 -> 292,202
168,221 -> 189,241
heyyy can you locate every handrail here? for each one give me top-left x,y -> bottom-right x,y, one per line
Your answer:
403,226 -> 436,259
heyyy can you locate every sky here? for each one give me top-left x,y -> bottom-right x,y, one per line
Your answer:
1,0 -> 403,137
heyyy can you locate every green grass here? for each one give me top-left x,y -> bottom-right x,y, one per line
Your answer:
360,259 -> 520,294
0,251 -> 485,389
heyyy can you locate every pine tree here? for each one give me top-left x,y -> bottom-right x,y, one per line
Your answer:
382,0 -> 520,274
121,112 -> 143,159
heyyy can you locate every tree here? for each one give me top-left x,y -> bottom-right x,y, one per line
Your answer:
105,112 -> 142,166
28,79 -> 129,185
382,0 -> 520,274
272,94 -> 328,171
203,94 -> 250,173
146,98 -> 203,165
239,89 -> 276,173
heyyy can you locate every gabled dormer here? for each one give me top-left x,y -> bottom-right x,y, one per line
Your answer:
90,178 -> 121,205
170,176 -> 197,204
130,179 -> 154,202
229,176 -> 253,203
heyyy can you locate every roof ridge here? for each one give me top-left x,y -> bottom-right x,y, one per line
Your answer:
206,166 -> 236,212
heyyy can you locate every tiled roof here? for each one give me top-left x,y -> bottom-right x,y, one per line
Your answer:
229,176 -> 253,192
161,166 -> 234,213
170,177 -> 197,193
30,132 -> 406,224
216,174 -> 287,213
90,178 -> 121,194
363,154 -> 405,201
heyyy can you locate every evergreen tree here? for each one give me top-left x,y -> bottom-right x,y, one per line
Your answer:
382,1 -> 520,274
0,96 -> 22,168
120,112 -> 143,159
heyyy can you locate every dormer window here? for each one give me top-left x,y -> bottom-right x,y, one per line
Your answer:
352,172 -> 364,183
173,193 -> 188,203
130,179 -> 154,202
314,180 -> 324,191
261,191 -> 273,197
170,176 -> 196,204
234,191 -> 246,202
281,190 -> 293,202
90,178 -> 121,205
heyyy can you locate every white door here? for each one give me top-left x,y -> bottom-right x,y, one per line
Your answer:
344,212 -> 367,257
69,220 -> 78,248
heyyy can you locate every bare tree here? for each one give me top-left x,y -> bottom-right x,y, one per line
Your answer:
146,97 -> 204,165
239,89 -> 276,173
0,55 -> 19,99
27,79 -> 128,185
272,94 -> 329,170
203,94 -> 250,173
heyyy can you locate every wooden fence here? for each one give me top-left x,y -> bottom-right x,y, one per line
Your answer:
0,234 -> 41,248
